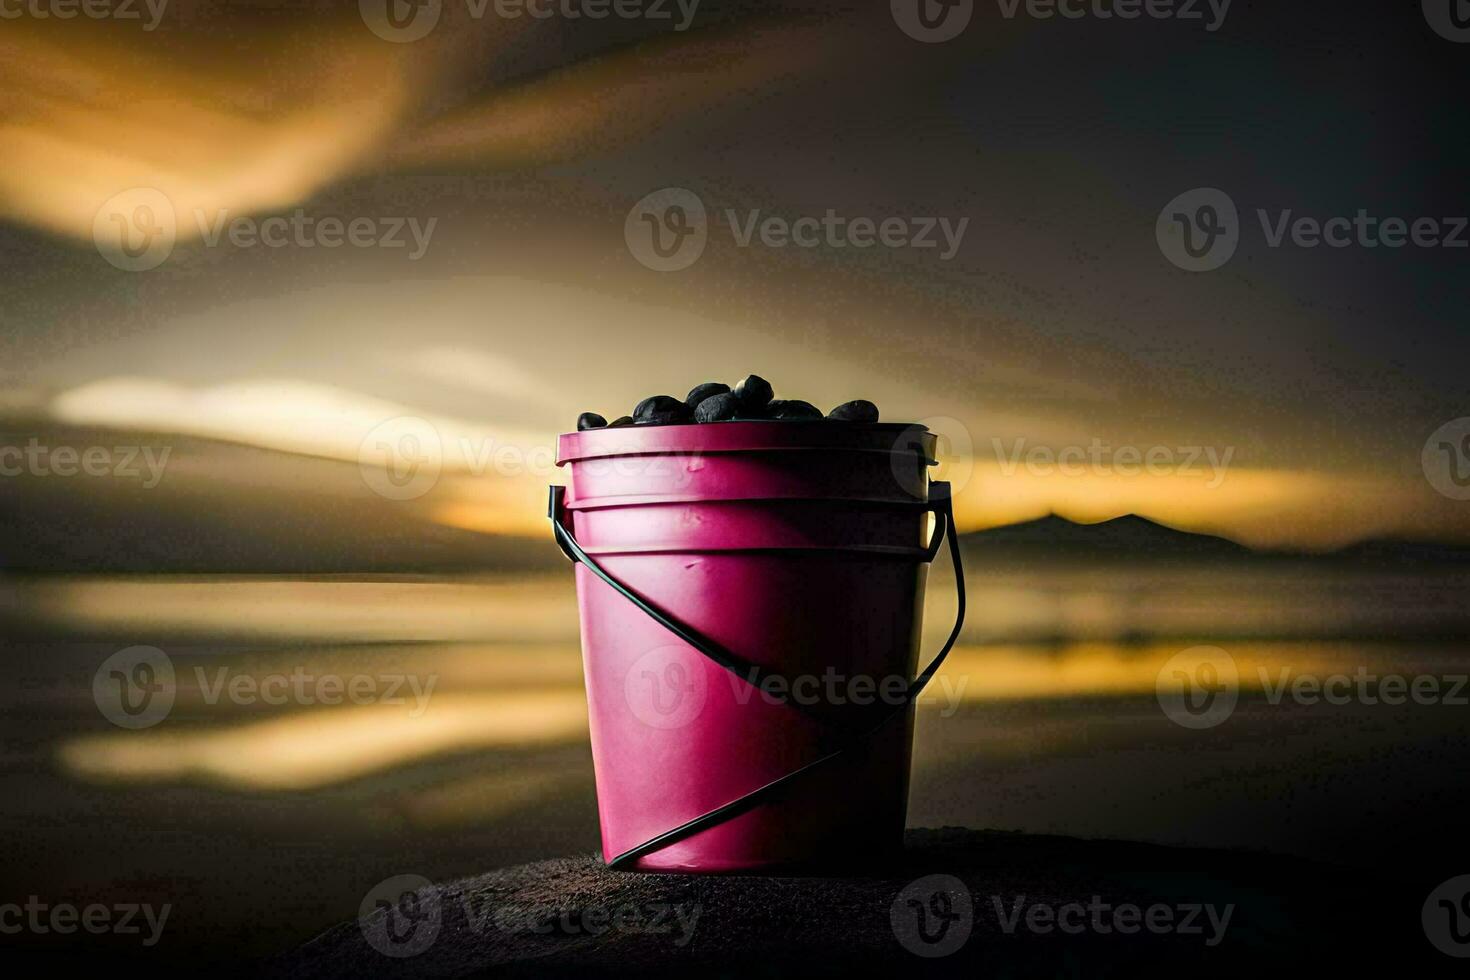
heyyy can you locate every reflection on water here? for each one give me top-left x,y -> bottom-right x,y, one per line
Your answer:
10,563 -> 1468,649
49,633 -> 1464,791
4,569 -> 1469,960
939,642 -> 1413,701
8,574 -> 577,643
58,690 -> 588,790
9,569 -> 1467,794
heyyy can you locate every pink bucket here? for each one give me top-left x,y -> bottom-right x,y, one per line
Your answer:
551,421 -> 964,872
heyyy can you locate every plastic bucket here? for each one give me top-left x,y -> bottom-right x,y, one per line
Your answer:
551,421 -> 963,872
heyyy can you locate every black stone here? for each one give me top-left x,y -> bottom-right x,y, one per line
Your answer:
693,392 -> 741,422
827,399 -> 879,423
633,395 -> 691,425
684,382 -> 731,410
767,399 -> 823,420
576,412 -> 607,431
607,416 -> 633,427
731,374 -> 774,411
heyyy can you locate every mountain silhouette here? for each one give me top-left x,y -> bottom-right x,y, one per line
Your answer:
962,513 -> 1470,566
4,416 -> 1466,572
961,513 -> 1252,559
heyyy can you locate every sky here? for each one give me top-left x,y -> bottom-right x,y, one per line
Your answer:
1,0 -> 1468,549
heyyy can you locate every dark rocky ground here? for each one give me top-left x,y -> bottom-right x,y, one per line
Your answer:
278,828 -> 1449,978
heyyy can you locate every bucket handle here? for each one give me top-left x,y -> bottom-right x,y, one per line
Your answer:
548,481 -> 967,869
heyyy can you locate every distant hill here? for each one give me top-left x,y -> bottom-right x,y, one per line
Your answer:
961,514 -> 1252,559
4,415 -> 1466,574
961,514 -> 1470,566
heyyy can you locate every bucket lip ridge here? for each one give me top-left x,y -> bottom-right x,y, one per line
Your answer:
556,420 -> 936,466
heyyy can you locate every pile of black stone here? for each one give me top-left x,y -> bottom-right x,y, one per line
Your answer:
577,375 -> 879,430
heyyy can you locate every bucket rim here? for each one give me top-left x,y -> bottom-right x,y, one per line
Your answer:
555,420 -> 936,466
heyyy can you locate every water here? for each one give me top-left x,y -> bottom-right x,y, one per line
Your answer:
1,566 -> 1467,960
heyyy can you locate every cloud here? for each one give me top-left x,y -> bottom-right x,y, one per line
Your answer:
396,346 -> 562,408
0,14 -> 419,241
0,8 -> 859,241
48,374 -> 551,464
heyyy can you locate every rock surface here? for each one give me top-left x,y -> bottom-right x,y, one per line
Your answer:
280,827 -> 1441,977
